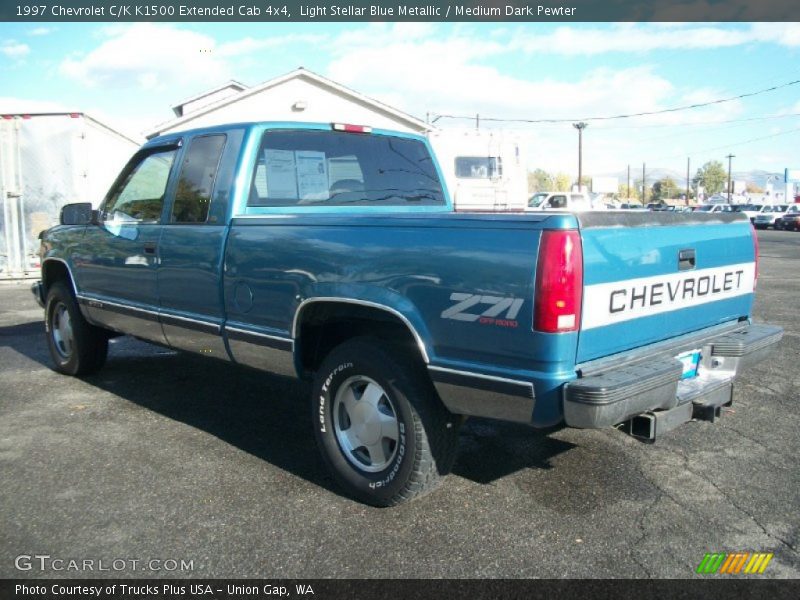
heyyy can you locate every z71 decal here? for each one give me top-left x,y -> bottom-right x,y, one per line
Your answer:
441,293 -> 524,328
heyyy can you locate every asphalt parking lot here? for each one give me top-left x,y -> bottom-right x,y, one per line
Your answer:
1,229 -> 798,579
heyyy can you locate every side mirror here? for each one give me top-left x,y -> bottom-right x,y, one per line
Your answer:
60,202 -> 94,225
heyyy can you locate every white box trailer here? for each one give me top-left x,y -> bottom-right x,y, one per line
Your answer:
428,129 -> 528,212
591,176 -> 618,195
0,113 -> 140,278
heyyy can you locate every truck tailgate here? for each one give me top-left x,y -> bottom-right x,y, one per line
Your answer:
576,213 -> 756,364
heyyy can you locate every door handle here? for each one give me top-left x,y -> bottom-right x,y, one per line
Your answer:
143,242 -> 157,255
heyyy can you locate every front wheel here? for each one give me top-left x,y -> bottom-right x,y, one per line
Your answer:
312,338 -> 460,506
45,281 -> 108,376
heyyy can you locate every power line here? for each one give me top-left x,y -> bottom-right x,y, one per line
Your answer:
647,126 -> 800,162
431,77 -> 800,124
630,112 -> 800,145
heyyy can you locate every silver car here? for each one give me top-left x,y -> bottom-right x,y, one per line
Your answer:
754,205 -> 789,229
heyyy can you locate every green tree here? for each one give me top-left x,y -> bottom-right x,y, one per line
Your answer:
617,182 -> 639,201
693,160 -> 727,196
652,177 -> 679,202
554,172 -> 572,192
746,182 -> 764,194
528,169 -> 553,193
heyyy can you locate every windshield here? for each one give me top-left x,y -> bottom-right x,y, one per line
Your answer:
695,205 -> 714,212
529,193 -> 549,207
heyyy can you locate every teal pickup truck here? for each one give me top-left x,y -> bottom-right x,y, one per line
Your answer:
33,122 -> 782,506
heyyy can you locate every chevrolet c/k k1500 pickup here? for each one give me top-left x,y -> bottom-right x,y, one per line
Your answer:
33,121 -> 783,506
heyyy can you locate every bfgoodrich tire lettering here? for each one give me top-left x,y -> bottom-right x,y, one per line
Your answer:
313,338 -> 460,506
45,281 -> 108,376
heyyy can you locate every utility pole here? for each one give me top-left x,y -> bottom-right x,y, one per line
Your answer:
476,113 -> 480,130
627,164 -> 631,199
573,122 -> 588,190
686,157 -> 691,205
726,154 -> 735,204
642,162 -> 646,204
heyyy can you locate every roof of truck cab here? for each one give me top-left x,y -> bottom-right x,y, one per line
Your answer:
142,121 -> 430,148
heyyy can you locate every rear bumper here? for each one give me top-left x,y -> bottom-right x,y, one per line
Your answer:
563,323 -> 783,429
31,281 -> 45,308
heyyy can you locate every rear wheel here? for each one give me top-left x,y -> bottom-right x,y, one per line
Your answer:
45,281 -> 108,376
312,338 -> 460,506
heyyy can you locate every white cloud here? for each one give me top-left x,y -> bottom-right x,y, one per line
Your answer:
508,23 -> 800,56
324,24 -> 761,174
59,24 -> 229,90
327,25 -> 678,121
0,96 -> 71,113
512,25 -> 744,55
1,41 -> 31,58
750,23 -> 800,47
216,33 -> 327,58
29,27 -> 55,36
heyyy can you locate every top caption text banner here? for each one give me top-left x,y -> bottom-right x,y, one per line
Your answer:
4,0 -> 800,22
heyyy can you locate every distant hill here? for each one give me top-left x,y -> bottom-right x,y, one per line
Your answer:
595,168 -> 784,189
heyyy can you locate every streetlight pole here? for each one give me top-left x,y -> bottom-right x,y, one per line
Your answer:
726,154 -> 735,204
642,162 -> 646,204
686,157 -> 691,205
627,164 -> 631,199
573,122 -> 588,190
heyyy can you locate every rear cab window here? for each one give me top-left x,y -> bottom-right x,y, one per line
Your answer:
171,134 -> 227,224
245,129 -> 446,210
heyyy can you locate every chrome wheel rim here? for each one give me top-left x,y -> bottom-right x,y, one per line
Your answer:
51,302 -> 74,359
333,376 -> 400,473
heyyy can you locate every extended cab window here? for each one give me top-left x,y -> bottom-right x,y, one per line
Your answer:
171,135 -> 226,223
248,130 -> 445,207
455,156 -> 501,179
104,148 -> 177,223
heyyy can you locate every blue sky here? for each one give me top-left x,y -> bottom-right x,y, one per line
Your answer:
1,22 -> 799,178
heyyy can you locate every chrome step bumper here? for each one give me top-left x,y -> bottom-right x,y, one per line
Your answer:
563,323 -> 783,429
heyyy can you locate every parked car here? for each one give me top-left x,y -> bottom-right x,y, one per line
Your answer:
753,205 -> 789,229
526,191 -> 607,212
733,204 -> 767,223
775,205 -> 800,230
695,204 -> 734,214
33,121 -> 783,506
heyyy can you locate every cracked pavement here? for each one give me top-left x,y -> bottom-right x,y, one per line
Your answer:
1,229 -> 798,578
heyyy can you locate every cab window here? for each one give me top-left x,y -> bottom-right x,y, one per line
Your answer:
171,135 -> 227,223
104,148 -> 177,223
248,130 -> 444,207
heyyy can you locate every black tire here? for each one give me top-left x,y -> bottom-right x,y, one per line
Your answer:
45,281 -> 108,376
312,337 -> 460,506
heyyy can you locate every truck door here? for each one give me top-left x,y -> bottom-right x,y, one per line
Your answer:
156,130 -> 241,358
75,144 -> 179,344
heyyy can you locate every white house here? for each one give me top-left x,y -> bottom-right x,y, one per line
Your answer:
146,68 -> 432,139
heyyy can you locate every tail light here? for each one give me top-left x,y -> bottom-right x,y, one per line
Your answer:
534,230 -> 583,333
750,223 -> 759,289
